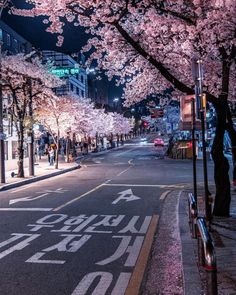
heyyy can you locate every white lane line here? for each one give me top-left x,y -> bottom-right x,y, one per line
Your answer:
53,183 -> 105,212
117,166 -> 132,177
104,179 -> 111,183
114,148 -> 137,157
102,183 -> 183,188
128,159 -> 134,165
124,143 -> 154,146
0,208 -> 53,211
160,190 -> 171,200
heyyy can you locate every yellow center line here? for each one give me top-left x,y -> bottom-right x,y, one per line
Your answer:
53,183 -> 104,212
125,214 -> 159,295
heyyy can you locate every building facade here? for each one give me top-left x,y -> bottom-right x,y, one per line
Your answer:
0,20 -> 32,54
42,50 -> 88,98
0,20 -> 32,162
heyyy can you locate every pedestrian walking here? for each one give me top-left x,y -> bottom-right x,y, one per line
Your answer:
49,147 -> 55,166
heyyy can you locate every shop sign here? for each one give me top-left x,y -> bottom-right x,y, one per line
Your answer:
179,95 -> 201,130
49,67 -> 80,77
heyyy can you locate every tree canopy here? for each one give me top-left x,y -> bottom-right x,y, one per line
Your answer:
12,0 -> 236,105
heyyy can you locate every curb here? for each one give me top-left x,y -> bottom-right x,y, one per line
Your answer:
0,164 -> 80,192
179,191 -> 202,295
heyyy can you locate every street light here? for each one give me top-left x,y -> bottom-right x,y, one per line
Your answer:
192,58 -> 211,223
113,97 -> 119,111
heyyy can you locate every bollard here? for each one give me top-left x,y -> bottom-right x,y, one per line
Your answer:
11,171 -> 17,178
188,193 -> 198,238
206,269 -> 218,295
197,231 -> 205,266
197,218 -> 218,295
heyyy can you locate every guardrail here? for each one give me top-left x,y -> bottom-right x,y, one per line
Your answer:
197,217 -> 218,295
188,193 -> 198,238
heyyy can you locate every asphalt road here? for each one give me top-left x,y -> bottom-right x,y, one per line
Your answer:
0,134 -> 214,294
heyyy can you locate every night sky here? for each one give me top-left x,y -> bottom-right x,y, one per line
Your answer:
2,1 -> 123,101
2,1 -> 88,53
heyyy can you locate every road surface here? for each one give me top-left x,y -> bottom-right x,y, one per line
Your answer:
0,134 -> 214,294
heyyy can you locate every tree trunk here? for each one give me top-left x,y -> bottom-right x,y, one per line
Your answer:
55,131 -> 59,169
225,104 -> 236,186
211,99 -> 231,217
55,145 -> 59,169
17,121 -> 25,178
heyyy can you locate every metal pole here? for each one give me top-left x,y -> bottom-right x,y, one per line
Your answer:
197,59 -> 211,222
0,41 -> 5,183
191,98 -> 197,203
200,110 -> 211,221
65,135 -> 69,162
28,79 -> 34,176
28,130 -> 34,176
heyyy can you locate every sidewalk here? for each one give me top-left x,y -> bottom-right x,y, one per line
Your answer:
0,156 -> 80,191
178,187 -> 236,294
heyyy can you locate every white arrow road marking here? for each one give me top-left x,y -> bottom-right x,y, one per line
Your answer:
112,189 -> 140,205
9,193 -> 49,205
9,188 -> 68,205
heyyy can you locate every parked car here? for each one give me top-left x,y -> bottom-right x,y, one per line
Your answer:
154,138 -> 164,147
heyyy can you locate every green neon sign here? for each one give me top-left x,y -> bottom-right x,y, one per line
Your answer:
49,67 -> 80,77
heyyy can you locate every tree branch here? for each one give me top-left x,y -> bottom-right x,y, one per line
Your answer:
114,22 -> 194,95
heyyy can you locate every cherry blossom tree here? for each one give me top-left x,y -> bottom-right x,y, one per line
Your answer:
36,93 -> 78,168
112,112 -> 132,135
36,95 -> 131,164
12,1 -> 236,215
1,53 -> 62,176
0,0 -> 9,17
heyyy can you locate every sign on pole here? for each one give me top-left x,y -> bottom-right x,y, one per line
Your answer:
179,95 -> 201,130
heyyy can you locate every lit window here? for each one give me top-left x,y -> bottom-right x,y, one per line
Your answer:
14,39 -> 18,48
0,29 -> 3,41
6,34 -> 11,46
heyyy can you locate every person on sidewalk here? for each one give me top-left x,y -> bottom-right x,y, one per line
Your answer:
49,148 -> 55,166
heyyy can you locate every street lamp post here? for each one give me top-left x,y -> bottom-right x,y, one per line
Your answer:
194,59 -> 211,222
